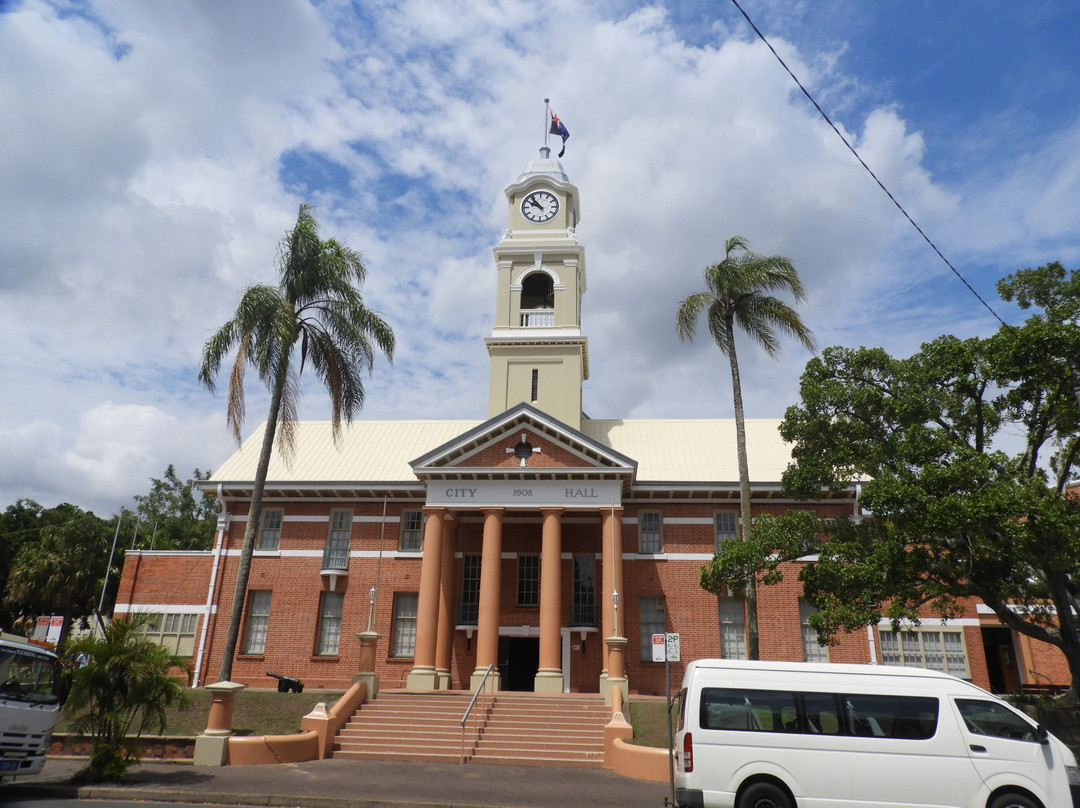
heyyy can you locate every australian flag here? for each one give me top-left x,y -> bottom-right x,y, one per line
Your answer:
549,109 -> 569,158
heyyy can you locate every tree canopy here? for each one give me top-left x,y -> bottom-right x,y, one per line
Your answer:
3,504 -> 117,645
701,262 -> 1080,699
131,465 -> 216,551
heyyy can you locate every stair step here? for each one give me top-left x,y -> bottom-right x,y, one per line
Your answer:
333,690 -> 609,768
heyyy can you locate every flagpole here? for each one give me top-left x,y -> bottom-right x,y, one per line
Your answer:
544,97 -> 550,149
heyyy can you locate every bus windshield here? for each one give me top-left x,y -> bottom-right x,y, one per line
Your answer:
0,646 -> 60,706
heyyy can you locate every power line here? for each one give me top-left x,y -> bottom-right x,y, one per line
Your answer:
728,0 -> 1006,326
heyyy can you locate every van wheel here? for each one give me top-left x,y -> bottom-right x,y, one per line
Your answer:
737,782 -> 793,808
988,794 -> 1038,808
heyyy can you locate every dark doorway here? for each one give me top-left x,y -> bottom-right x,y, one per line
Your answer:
498,636 -> 539,691
981,627 -> 1021,694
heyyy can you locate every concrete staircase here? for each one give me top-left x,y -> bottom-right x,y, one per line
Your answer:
333,690 -> 610,767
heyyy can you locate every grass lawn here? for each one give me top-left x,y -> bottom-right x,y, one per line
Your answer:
627,697 -> 677,749
57,688 -> 345,737
58,688 -> 675,748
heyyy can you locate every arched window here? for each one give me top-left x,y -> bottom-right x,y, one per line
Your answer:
521,272 -> 554,310
520,272 -> 554,326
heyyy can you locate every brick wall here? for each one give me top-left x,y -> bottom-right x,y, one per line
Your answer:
117,498 -> 1073,696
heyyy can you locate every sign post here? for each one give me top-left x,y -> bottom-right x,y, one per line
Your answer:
654,632 -> 680,807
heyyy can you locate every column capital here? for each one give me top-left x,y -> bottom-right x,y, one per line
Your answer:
481,506 -> 506,517
539,506 -> 564,516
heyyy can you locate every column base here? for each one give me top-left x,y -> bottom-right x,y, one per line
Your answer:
533,669 -> 564,694
193,733 -> 230,767
435,668 -> 452,690
351,671 -> 379,699
405,666 -> 439,690
470,668 -> 501,692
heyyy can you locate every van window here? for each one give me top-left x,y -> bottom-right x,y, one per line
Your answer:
701,688 -> 798,733
699,687 -> 939,740
845,693 -> 938,739
803,692 -> 842,735
955,699 -> 1038,743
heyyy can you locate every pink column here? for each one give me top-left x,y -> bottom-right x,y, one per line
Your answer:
406,507 -> 445,690
472,508 -> 504,689
435,517 -> 457,689
600,506 -> 624,696
535,507 -> 564,692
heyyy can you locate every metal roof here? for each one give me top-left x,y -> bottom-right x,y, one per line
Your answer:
207,416 -> 798,495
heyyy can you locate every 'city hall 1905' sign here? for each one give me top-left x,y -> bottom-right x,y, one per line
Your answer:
427,479 -> 621,508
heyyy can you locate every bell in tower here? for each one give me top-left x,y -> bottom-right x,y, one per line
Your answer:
485,142 -> 589,430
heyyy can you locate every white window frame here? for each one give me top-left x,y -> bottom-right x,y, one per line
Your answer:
390,593 -> 419,658
718,597 -> 747,660
800,599 -> 829,662
399,510 -> 422,552
323,509 -> 352,570
316,591 -> 345,656
257,508 -> 283,550
639,596 -> 666,661
714,510 -> 738,552
879,627 -> 970,677
638,511 -> 663,554
140,612 -> 199,656
241,590 -> 272,655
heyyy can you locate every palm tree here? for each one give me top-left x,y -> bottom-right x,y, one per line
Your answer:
676,235 -> 815,660
199,204 -> 395,682
64,615 -> 191,782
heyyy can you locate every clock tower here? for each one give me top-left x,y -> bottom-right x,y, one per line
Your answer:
486,146 -> 588,430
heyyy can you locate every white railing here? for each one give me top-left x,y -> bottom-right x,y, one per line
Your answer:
520,309 -> 555,327
460,664 -> 495,764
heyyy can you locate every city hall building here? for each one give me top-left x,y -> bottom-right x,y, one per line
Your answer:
115,147 -> 1069,698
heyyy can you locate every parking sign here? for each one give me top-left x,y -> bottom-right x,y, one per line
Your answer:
666,632 -> 680,662
652,633 -> 666,662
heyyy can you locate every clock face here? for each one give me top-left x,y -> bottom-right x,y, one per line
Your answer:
521,190 -> 559,223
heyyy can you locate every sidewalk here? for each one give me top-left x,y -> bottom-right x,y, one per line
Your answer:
3,757 -> 672,808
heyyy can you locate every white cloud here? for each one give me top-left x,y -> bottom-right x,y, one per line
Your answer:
1,0 -> 1078,513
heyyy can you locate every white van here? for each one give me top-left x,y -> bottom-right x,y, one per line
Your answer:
674,659 -> 1080,808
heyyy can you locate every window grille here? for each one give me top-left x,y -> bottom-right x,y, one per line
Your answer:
517,555 -> 540,607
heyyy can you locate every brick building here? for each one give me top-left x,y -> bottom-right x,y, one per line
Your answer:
115,146 -> 1069,697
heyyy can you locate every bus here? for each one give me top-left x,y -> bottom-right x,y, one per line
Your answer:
0,631 -> 63,779
675,659 -> 1080,808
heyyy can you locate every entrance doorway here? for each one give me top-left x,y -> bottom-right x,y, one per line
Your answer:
981,627 -> 1021,694
498,637 -> 539,691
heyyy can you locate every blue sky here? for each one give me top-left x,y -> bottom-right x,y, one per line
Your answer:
1,0 -> 1078,515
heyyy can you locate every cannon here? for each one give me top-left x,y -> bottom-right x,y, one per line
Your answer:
266,672 -> 304,693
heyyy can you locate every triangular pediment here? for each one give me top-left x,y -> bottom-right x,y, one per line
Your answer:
410,402 -> 635,481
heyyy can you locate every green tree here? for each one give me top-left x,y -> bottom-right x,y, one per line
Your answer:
676,235 -> 815,659
0,499 -> 49,629
3,504 -> 117,645
63,615 -> 190,782
132,465 -> 216,550
199,204 -> 395,682
701,298 -> 1080,698
997,260 -> 1080,411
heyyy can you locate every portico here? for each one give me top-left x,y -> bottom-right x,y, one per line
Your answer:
405,407 -> 635,695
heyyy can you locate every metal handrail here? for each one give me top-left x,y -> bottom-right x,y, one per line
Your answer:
460,664 -> 494,764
